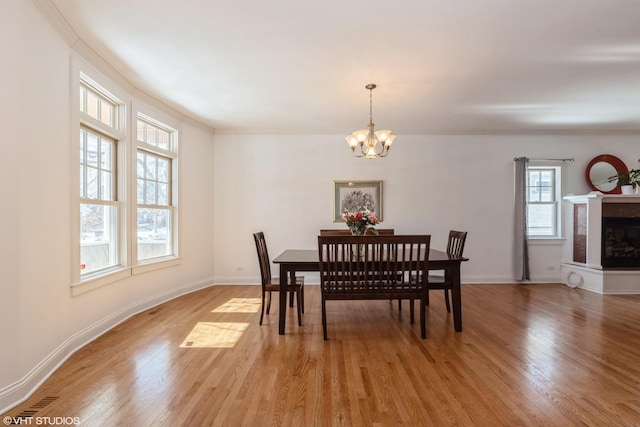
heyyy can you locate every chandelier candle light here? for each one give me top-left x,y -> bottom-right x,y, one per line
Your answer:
345,84 -> 396,159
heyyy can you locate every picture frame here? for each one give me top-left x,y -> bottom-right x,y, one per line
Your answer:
333,180 -> 383,222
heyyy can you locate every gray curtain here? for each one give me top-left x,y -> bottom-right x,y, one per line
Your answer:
514,157 -> 530,281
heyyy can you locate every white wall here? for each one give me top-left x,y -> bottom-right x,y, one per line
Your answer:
3,0 -> 639,414
213,132 -> 639,284
0,1 -> 215,412
0,0 -> 23,409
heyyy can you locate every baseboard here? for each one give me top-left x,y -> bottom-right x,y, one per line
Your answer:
0,277 -> 214,414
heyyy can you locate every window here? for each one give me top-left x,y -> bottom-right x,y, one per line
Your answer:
136,116 -> 177,262
79,80 -> 124,276
73,62 -> 180,292
527,166 -> 561,238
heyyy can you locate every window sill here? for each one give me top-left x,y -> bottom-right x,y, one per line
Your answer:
132,256 -> 181,275
71,267 -> 131,296
71,257 -> 181,296
528,237 -> 566,246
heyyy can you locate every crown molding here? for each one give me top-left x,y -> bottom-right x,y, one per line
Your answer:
31,0 -> 216,135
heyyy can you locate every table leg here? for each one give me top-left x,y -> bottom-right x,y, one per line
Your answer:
289,271 -> 296,307
450,265 -> 462,332
279,264 -> 288,335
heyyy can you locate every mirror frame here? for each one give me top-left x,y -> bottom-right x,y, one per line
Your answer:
585,154 -> 628,194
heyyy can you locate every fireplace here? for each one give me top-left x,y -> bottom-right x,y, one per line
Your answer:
562,194 -> 640,294
602,217 -> 640,268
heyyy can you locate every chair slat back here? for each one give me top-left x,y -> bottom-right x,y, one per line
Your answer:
253,232 -> 272,285
318,235 -> 430,299
319,229 -> 395,236
446,230 -> 468,257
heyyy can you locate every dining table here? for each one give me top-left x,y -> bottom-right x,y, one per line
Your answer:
272,248 -> 468,335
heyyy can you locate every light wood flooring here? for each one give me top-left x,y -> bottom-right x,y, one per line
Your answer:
3,284 -> 640,426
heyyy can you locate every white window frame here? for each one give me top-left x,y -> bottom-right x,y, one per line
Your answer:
526,164 -> 563,240
71,58 -> 130,294
70,58 -> 182,295
131,103 -> 180,274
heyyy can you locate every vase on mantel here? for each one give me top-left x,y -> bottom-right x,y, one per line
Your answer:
621,185 -> 635,195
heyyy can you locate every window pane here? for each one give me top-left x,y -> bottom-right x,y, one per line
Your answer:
137,120 -> 145,142
528,204 -> 555,236
145,155 -> 156,180
540,186 -> 552,202
137,208 -> 171,261
100,100 -> 113,127
137,180 -> 145,204
540,170 -> 553,182
137,151 -> 171,206
86,90 -> 99,120
81,130 -> 115,202
101,170 -> 112,199
146,126 -> 156,145
157,129 -> 169,150
101,141 -> 111,171
157,158 -> 169,183
81,203 -> 118,274
86,134 -> 99,167
145,181 -> 156,204
158,183 -> 168,205
86,167 -> 98,199
138,118 -> 173,150
137,152 -> 145,178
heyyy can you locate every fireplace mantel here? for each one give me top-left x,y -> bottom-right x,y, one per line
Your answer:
564,192 -> 640,204
561,192 -> 640,294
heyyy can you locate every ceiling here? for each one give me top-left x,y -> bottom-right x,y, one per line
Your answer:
49,0 -> 640,134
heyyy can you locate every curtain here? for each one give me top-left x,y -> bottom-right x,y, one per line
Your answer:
514,157 -> 530,281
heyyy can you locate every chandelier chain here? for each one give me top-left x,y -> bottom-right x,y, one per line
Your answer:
369,87 -> 373,124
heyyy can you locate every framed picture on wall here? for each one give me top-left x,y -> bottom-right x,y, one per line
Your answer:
333,180 -> 383,222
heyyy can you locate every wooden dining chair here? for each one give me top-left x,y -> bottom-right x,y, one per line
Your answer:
427,230 -> 467,312
253,232 -> 304,326
318,235 -> 431,339
321,229 -> 402,312
402,230 -> 467,313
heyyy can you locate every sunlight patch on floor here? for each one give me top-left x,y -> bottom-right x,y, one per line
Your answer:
180,322 -> 250,348
211,298 -> 261,313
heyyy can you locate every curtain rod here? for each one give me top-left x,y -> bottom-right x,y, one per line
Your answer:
514,157 -> 574,162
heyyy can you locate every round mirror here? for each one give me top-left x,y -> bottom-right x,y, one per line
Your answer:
585,154 -> 628,194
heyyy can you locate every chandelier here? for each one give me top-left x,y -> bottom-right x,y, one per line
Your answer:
345,83 -> 396,159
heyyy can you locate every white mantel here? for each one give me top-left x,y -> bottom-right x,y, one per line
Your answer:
561,192 -> 640,294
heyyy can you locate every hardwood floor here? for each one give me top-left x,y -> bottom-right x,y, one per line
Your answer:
3,284 -> 640,426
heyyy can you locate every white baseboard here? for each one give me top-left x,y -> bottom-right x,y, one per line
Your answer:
0,277 -> 214,414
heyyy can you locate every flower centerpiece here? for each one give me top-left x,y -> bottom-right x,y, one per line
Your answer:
342,209 -> 379,235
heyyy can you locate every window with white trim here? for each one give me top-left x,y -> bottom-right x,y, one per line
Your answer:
527,166 -> 561,238
136,116 -> 177,262
79,80 -> 124,276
